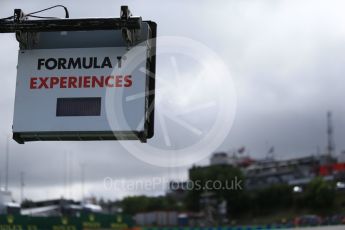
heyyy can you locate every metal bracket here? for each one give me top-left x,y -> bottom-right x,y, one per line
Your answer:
0,6 -> 142,49
14,9 -> 26,22
13,9 -> 34,49
0,6 -> 142,33
120,6 -> 141,49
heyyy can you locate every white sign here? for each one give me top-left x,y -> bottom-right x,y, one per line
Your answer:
13,46 -> 149,143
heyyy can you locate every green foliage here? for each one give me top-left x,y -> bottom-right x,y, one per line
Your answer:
120,170 -> 338,219
303,177 -> 336,211
121,195 -> 183,215
21,199 -> 35,208
251,184 -> 293,215
186,165 -> 245,216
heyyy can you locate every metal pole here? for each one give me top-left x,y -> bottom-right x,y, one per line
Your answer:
64,151 -> 67,198
81,163 -> 85,202
68,152 -> 71,199
327,111 -> 334,156
20,171 -> 25,204
5,135 -> 9,191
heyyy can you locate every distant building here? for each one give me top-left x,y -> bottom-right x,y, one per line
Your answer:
208,152 -> 344,190
244,154 -> 344,189
210,152 -> 255,167
0,190 -> 20,214
210,152 -> 231,165
167,181 -> 190,201
338,151 -> 345,163
135,211 -> 178,226
21,198 -> 102,217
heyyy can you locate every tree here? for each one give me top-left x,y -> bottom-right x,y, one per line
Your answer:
121,196 -> 150,215
304,177 -> 336,212
252,184 -> 293,215
186,165 -> 245,217
121,195 -> 182,215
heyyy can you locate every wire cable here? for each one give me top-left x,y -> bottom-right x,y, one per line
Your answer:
26,15 -> 60,19
0,16 -> 13,20
26,5 -> 69,19
0,5 -> 69,21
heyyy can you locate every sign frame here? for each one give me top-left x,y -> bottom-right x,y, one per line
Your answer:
0,6 -> 156,144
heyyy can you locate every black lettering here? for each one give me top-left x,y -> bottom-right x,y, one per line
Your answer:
103,57 -> 113,68
94,57 -> 100,68
38,58 -> 45,70
45,58 -> 57,70
82,57 -> 92,69
37,57 -> 114,70
58,58 -> 67,69
68,57 -> 81,69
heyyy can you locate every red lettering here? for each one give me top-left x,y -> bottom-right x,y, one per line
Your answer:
92,76 -> 104,88
60,77 -> 67,88
83,76 -> 91,88
50,77 -> 59,88
105,76 -> 114,87
68,76 -> 78,88
115,75 -> 123,87
30,77 -> 38,89
38,77 -> 49,89
78,76 -> 83,88
29,75 -> 134,89
124,75 -> 132,87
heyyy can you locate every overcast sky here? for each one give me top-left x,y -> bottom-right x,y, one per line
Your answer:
1,0 -> 345,202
